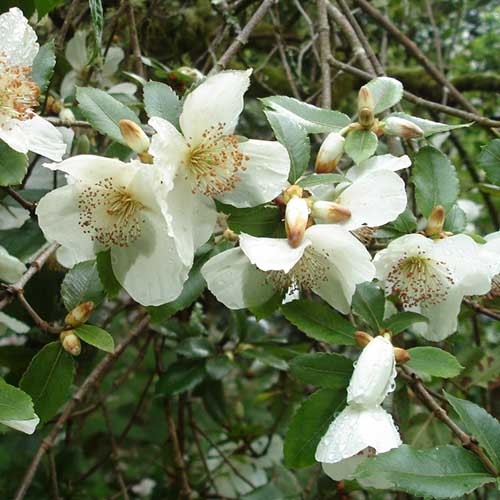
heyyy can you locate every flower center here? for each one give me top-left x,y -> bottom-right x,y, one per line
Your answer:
265,247 -> 329,293
185,122 -> 248,197
0,56 -> 40,122
77,178 -> 145,248
385,251 -> 455,307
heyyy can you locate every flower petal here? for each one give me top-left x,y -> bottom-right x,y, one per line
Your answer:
65,30 -> 88,71
346,153 -> 411,181
0,245 -> 25,283
179,70 -> 251,145
0,120 -> 29,154
0,7 -> 38,67
215,139 -> 290,208
0,415 -> 39,435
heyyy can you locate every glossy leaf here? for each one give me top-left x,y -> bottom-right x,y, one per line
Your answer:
478,139 -> 500,186
352,282 -> 385,331
290,353 -> 352,389
0,142 -> 28,187
406,347 -> 464,378
60,260 -> 105,311
74,324 -> 114,353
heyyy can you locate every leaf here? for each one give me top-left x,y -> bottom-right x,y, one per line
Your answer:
74,324 -> 114,353
284,389 -> 345,468
76,87 -> 140,144
20,342 -> 74,422
406,347 -> 464,378
249,291 -> 284,320
390,208 -> 418,233
0,142 -> 28,187
468,346 -> 500,388
344,130 -> 378,164
389,112 -> 472,137
412,146 -> 459,217
88,0 -> 104,60
0,219 -> 45,261
240,346 -> 288,371
34,0 -> 64,17
176,337 -> 212,358
445,392 -> 500,469
478,139 -> 500,186
290,353 -> 353,389
60,260 -> 105,311
95,250 -> 121,298
156,359 -> 206,398
30,40 -> 55,95
143,81 -> 181,128
0,378 -> 36,421
264,110 -> 310,183
297,173 -> 347,187
206,355 -> 232,380
356,444 -> 495,499
281,300 -> 356,345
352,282 -> 385,331
383,311 -> 427,334
260,95 -> 350,133
365,77 -> 403,114
477,183 -> 500,196
444,204 -> 467,233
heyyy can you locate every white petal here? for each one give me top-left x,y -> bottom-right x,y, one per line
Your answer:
336,170 -> 407,230
0,415 -> 39,434
0,8 -> 38,67
65,30 -> 88,71
110,211 -> 189,306
103,46 -> 124,78
179,70 -> 251,145
0,119 -> 29,154
315,406 -> 401,465
0,204 -> 29,230
0,311 -> 29,333
0,245 -> 25,283
347,336 -> 396,406
60,71 -> 79,100
201,247 -> 275,309
305,225 -> 375,314
346,154 -> 411,181
17,115 -> 67,161
215,140 -> 290,208
239,233 -> 310,273
56,245 -> 95,269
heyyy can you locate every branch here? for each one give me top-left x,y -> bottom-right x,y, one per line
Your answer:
2,188 -> 36,215
317,0 -> 332,108
125,0 -> 146,79
464,299 -> 500,321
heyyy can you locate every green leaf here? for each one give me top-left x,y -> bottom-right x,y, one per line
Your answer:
60,260 -> 105,311
444,204 -> 467,233
406,347 -> 464,378
390,208 -> 418,233
445,392 -> 500,469
219,203 -> 284,238
95,250 -> 121,298
389,113 -> 472,137
365,77 -> 403,114
30,40 -> 55,95
206,355 -> 232,380
356,444 -> 495,499
264,110 -> 310,183
20,342 -> 74,422
352,282 -> 385,331
88,0 -> 104,60
297,173 -> 347,187
76,87 -> 140,144
477,183 -> 500,196
412,146 -> 459,217
478,139 -> 500,186
284,389 -> 345,468
176,337 -> 212,358
74,324 -> 114,353
383,311 -> 427,334
0,378 -> 36,421
249,291 -> 284,320
0,219 -> 45,261
281,300 -> 356,345
0,142 -> 28,187
157,359 -> 206,398
290,353 -> 352,389
239,345 -> 288,371
35,0 -> 64,17
344,130 -> 378,164
143,81 -> 181,128
260,95 -> 350,133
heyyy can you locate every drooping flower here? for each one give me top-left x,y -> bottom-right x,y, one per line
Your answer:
374,233 -> 497,341
36,156 -> 213,306
0,8 -> 65,160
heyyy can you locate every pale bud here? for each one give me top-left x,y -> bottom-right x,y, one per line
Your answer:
383,117 -> 424,139
311,200 -> 352,224
358,85 -> 374,113
315,133 -> 345,173
282,184 -> 303,203
119,119 -> 152,161
60,330 -> 81,356
285,196 -> 309,248
58,107 -> 75,124
354,330 -> 373,348
65,301 -> 94,328
425,205 -> 446,237
347,335 -> 396,407
177,66 -> 204,82
394,347 -> 411,364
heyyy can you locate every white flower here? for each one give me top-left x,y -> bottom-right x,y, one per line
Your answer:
202,225 -> 375,314
0,8 -> 65,161
374,233 -> 496,341
36,155 -> 208,306
481,231 -> 500,295
0,245 -> 25,283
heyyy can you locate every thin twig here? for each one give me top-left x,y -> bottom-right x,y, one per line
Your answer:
317,0 -> 333,108
2,188 -> 36,214
124,0 -> 146,79
463,299 -> 500,321
16,293 -> 64,334
56,0 -> 81,50
47,450 -> 61,500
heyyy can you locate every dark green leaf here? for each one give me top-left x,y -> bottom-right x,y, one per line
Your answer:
0,378 -> 36,421
290,353 -> 352,389
143,81 -> 181,128
0,142 -> 28,187
0,219 -> 45,262
220,203 -> 284,238
383,311 -> 427,334
406,347 -> 464,378
74,324 -> 114,353
157,359 -> 206,398
249,291 -> 284,320
240,346 -> 288,370
30,40 -> 55,95
176,337 -> 212,358
344,130 -> 378,164
35,0 -> 64,17
88,0 -> 104,60
478,139 -> 500,186
352,282 -> 385,331
60,260 -> 105,311
206,355 -> 233,380
95,250 -> 121,298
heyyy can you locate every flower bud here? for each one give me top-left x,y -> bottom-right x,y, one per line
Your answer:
60,330 -> 81,356
65,301 -> 94,328
282,184 -> 303,203
58,107 -> 75,124
358,108 -> 375,128
119,119 -> 152,161
315,133 -> 345,173
311,200 -> 351,224
358,85 -> 374,113
355,330 -> 373,348
347,335 -> 396,407
394,347 -> 411,364
285,196 -> 309,248
383,116 -> 424,139
425,205 -> 446,238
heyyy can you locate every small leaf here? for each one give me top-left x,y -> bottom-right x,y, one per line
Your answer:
176,337 -> 212,358
76,87 -> 140,144
206,355 -> 232,380
240,346 -> 288,371
0,142 -> 28,187
249,291 -> 284,320
74,324 -> 114,353
157,359 -> 206,398
297,173 -> 347,187
290,353 -> 352,389
30,40 -> 56,95
383,311 -> 427,334
264,110 -> 310,183
365,77 -> 403,114
281,300 -> 356,345
444,204 -> 467,233
284,389 -> 345,468
344,130 -> 378,164
143,81 -> 181,128
35,0 -> 64,17
0,378 -> 36,421
20,342 -> 74,422
61,260 -> 105,311
95,250 -> 121,298
389,112 -> 471,137
89,0 -> 104,60
478,139 -> 500,186
406,347 -> 464,378
412,146 -> 459,217
352,282 -> 385,331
